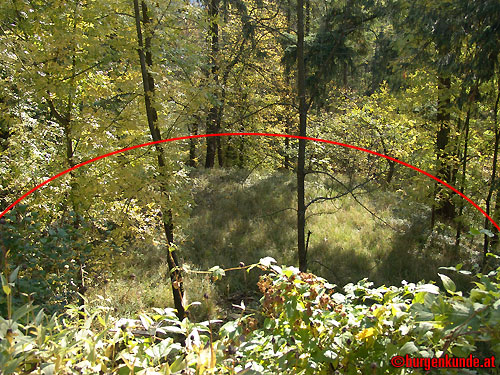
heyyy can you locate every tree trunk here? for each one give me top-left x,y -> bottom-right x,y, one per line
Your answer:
433,75 -> 456,222
217,134 -> 224,167
297,0 -> 307,272
238,131 -> 245,168
133,0 -> 185,320
454,107 -> 471,251
283,0 -> 292,169
205,0 -> 220,169
482,78 -> 500,267
188,119 -> 198,168
47,4 -> 85,305
305,0 -> 310,36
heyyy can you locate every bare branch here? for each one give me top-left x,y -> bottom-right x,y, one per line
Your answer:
305,169 -> 402,232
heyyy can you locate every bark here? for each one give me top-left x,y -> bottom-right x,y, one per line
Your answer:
283,0 -> 292,169
188,118 -> 199,167
133,0 -> 185,320
305,0 -> 310,35
238,133 -> 245,168
433,75 -> 456,222
297,0 -> 308,272
205,0 -> 220,168
454,108 -> 471,251
492,185 -> 500,248
217,136 -> 224,167
482,78 -> 500,267
385,160 -> 395,184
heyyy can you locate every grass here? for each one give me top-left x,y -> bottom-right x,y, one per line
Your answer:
86,168 -> 484,319
179,168 -> 297,295
86,243 -> 222,321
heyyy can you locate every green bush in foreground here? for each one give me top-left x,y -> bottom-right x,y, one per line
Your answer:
0,256 -> 499,374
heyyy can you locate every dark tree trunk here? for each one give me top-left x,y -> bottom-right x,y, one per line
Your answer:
386,160 -> 395,184
134,0 -> 185,320
305,0 -> 310,35
454,108 -> 471,251
297,0 -> 307,272
238,133 -> 245,168
217,136 -> 224,167
205,0 -> 220,168
492,187 -> 500,249
283,0 -> 292,169
188,119 -> 198,167
482,78 -> 500,267
433,75 -> 456,222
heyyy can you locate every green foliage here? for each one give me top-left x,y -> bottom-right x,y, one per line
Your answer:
221,258 -> 500,374
0,207 -> 91,314
3,257 -> 499,374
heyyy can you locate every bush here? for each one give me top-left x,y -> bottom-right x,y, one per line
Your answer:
1,256 -> 499,374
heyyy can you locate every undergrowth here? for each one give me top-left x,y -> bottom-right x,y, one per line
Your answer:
85,169 -> 484,319
1,256 -> 499,374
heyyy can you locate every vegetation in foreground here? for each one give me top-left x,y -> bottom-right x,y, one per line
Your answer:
1,256 -> 499,374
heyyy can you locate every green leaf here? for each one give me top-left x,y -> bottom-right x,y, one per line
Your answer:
139,314 -> 153,331
169,356 -> 186,373
480,229 -> 494,238
41,363 -> 55,375
1,274 -> 11,296
415,284 -> 439,295
399,341 -> 419,355
2,284 -> 11,296
208,266 -> 225,281
438,273 -> 456,293
34,308 -> 45,325
146,339 -> 175,359
9,266 -> 20,283
160,325 -> 183,334
12,303 -> 36,322
469,228 -> 481,236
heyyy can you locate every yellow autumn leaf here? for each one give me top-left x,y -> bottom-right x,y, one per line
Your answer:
373,306 -> 386,318
356,327 -> 375,340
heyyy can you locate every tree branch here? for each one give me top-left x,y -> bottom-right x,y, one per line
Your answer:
305,169 -> 402,232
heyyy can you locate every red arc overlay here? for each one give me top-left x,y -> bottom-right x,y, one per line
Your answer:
0,133 -> 498,232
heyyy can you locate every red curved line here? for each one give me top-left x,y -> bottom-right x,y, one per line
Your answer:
1,132 -> 498,232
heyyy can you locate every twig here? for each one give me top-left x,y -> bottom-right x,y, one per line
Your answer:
305,169 -> 402,232
440,305 -> 489,357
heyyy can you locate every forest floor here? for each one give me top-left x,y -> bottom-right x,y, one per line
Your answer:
86,168 -> 482,320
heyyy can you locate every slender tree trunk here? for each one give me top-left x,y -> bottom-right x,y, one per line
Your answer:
238,122 -> 245,168
482,78 -> 500,267
297,0 -> 307,272
283,0 -> 292,169
188,118 -> 198,167
133,0 -> 185,320
492,184 -> 500,248
454,107 -> 471,250
433,75 -> 456,222
46,3 -> 86,305
305,0 -> 310,36
205,0 -> 220,168
216,108 -> 224,166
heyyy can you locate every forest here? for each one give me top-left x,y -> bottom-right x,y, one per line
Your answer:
0,0 -> 500,373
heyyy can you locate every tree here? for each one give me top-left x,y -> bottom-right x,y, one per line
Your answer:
133,0 -> 185,319
296,0 -> 307,272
